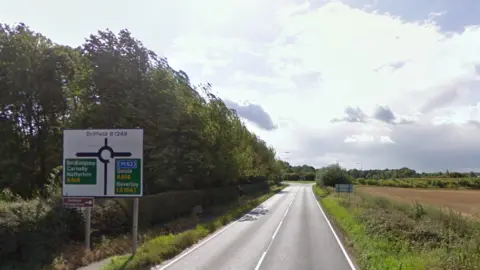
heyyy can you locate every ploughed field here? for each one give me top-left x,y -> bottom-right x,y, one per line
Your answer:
357,186 -> 480,217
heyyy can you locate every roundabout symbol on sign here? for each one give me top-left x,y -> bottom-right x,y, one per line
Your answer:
75,138 -> 132,195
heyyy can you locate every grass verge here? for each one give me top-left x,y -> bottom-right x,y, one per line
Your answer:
102,184 -> 286,270
312,184 -> 480,270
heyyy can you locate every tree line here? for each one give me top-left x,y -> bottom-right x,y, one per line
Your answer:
285,164 -> 480,184
314,164 -> 480,189
0,23 -> 284,198
280,162 -> 316,181
346,168 -> 478,180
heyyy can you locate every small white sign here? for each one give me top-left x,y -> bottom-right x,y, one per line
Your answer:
62,129 -> 143,197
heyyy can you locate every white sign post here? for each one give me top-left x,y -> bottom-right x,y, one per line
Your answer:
63,129 -> 143,251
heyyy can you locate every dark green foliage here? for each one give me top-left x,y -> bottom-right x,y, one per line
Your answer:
280,163 -> 316,181
315,164 -> 353,187
0,22 -> 284,269
0,183 -> 269,269
347,167 -> 418,180
347,167 -> 478,180
0,23 -> 283,198
0,198 -> 83,269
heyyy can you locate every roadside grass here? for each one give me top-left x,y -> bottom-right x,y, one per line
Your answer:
48,209 -> 217,270
313,184 -> 480,270
101,185 -> 286,270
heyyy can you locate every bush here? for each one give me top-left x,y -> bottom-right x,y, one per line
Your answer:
381,180 -> 396,187
397,180 -> 413,188
241,182 -> 270,194
413,181 -> 428,188
365,179 -> 378,185
315,164 -> 353,187
91,199 -> 130,235
0,198 -> 83,269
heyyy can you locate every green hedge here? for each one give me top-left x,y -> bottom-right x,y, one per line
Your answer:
352,177 -> 480,189
0,198 -> 83,269
116,182 -> 269,229
0,182 -> 269,269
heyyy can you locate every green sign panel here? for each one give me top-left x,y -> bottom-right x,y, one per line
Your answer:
335,184 -> 354,193
114,159 -> 141,195
64,159 -> 97,185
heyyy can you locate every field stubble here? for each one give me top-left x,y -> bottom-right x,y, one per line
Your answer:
357,186 -> 480,218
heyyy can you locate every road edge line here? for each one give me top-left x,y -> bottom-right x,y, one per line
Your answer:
155,220 -> 238,270
311,188 -> 357,270
155,187 -> 288,270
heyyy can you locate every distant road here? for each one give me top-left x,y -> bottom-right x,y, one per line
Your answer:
154,183 -> 356,270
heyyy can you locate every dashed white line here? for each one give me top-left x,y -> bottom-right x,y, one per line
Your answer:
254,189 -> 297,270
271,220 -> 283,239
255,251 -> 267,270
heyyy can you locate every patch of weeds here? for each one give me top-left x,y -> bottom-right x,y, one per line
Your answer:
312,184 -> 330,197
320,195 -> 434,269
314,186 -> 480,269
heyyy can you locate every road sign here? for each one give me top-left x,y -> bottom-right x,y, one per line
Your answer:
63,197 -> 94,208
335,184 -> 354,193
63,129 -> 143,197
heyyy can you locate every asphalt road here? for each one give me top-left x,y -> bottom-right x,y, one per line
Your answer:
154,183 -> 356,270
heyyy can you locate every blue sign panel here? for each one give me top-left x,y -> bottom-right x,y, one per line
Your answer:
116,159 -> 137,169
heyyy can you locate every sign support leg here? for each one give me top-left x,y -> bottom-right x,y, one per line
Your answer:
85,207 -> 91,250
132,198 -> 139,253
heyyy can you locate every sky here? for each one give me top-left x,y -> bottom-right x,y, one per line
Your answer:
3,0 -> 480,172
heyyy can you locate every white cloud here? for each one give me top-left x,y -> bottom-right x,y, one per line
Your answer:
164,1 -> 480,171
4,0 -> 480,171
344,134 -> 375,143
380,136 -> 395,144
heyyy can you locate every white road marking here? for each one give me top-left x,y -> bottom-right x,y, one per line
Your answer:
254,188 -> 298,270
154,219 -> 239,270
155,187 -> 289,270
271,220 -> 283,239
311,188 -> 357,270
255,251 -> 267,270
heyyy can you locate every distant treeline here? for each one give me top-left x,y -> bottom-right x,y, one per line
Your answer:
281,163 -> 316,181
347,168 -> 479,179
282,164 -> 479,182
352,177 -> 480,189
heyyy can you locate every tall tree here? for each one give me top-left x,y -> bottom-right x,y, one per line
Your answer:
0,23 -> 285,197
